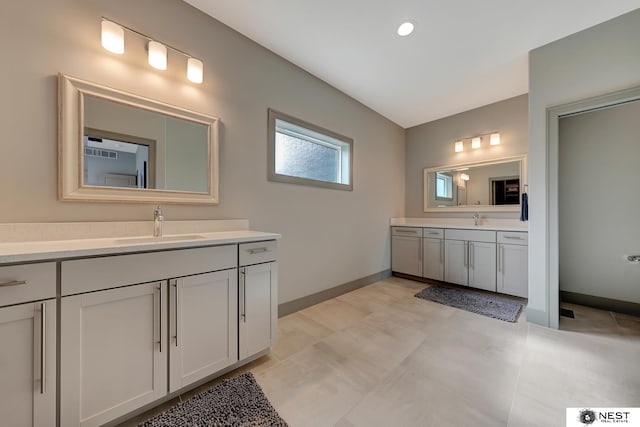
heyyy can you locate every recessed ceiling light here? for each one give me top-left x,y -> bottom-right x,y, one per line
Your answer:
397,21 -> 415,37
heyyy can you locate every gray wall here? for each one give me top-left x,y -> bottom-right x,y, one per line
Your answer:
0,0 -> 405,304
528,8 -> 640,326
405,94 -> 528,218
559,101 -> 640,304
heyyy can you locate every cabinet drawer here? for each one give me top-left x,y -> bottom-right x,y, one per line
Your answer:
62,245 -> 237,296
445,229 -> 496,243
0,262 -> 56,307
391,227 -> 422,237
239,241 -> 277,266
497,232 -> 528,245
422,228 -> 444,238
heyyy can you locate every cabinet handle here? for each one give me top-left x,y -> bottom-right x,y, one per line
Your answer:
498,244 -> 503,273
426,231 -> 440,235
503,235 -> 524,240
464,242 -> 468,267
248,247 -> 268,255
395,229 -> 417,234
156,284 -> 162,353
0,280 -> 26,287
440,240 -> 444,264
172,280 -> 179,347
240,269 -> 246,323
470,243 -> 474,269
40,302 -> 46,394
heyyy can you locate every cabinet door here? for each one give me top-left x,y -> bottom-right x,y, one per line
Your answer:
423,237 -> 444,281
0,300 -> 56,427
469,242 -> 497,291
61,282 -> 167,427
239,262 -> 278,360
498,244 -> 528,298
444,239 -> 468,286
391,236 -> 422,276
170,270 -> 238,393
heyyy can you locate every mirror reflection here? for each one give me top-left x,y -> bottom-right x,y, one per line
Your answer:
423,155 -> 526,212
83,95 -> 209,193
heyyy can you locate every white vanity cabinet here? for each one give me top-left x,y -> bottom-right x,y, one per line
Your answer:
422,228 -> 444,281
391,227 -> 423,276
238,241 -> 278,360
497,232 -> 529,298
444,229 -> 497,291
0,263 -> 56,427
60,245 -> 238,427
169,270 -> 238,393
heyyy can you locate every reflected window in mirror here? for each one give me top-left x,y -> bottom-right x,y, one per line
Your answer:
435,172 -> 453,200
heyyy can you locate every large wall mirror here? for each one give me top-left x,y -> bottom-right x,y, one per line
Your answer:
58,74 -> 219,204
423,155 -> 527,212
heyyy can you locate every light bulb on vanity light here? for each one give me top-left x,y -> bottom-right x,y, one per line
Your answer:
187,58 -> 203,84
101,20 -> 124,54
148,41 -> 167,70
454,140 -> 464,152
471,137 -> 481,149
490,132 -> 501,145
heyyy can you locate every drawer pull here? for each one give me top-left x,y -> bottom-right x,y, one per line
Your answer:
0,280 -> 27,287
248,247 -> 268,255
503,236 -> 524,240
395,230 -> 417,234
426,231 -> 440,235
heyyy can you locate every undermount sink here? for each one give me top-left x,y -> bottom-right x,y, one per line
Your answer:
114,234 -> 206,245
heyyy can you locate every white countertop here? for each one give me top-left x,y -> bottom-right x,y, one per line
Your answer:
0,230 -> 281,265
390,217 -> 528,232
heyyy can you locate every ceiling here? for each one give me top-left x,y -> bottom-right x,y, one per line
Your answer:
184,1 -> 639,128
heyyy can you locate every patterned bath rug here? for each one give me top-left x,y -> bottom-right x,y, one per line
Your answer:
415,285 -> 523,322
139,372 -> 288,427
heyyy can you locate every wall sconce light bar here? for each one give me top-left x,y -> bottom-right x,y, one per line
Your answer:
454,131 -> 501,153
101,18 -> 203,84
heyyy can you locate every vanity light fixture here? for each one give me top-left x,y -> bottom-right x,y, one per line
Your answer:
454,131 -> 501,153
397,21 -> 415,36
101,20 -> 124,54
148,41 -> 167,70
187,58 -> 204,84
100,18 -> 203,84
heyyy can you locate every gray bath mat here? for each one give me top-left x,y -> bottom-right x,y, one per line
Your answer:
139,372 -> 288,427
415,286 -> 523,322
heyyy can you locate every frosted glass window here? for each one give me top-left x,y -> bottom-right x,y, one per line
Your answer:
268,109 -> 353,190
435,172 -> 453,200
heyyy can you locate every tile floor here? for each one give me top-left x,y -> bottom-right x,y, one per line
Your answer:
123,277 -> 640,427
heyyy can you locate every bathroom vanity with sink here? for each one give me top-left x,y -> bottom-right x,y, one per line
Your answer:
390,218 -> 528,298
0,220 -> 279,427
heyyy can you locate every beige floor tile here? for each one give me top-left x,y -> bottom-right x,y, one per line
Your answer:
298,298 -> 371,332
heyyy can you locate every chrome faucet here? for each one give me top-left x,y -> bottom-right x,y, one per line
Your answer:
153,206 -> 164,237
473,212 -> 480,226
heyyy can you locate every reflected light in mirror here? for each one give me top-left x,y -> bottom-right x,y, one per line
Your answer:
461,173 -> 470,181
148,41 -> 167,70
471,137 -> 481,149
454,140 -> 464,152
101,20 -> 124,54
490,132 -> 501,145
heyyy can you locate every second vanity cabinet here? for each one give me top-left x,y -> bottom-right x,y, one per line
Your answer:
391,227 -> 423,276
497,231 -> 529,298
59,243 -> 270,427
422,228 -> 444,281
444,229 -> 497,291
0,263 -> 57,427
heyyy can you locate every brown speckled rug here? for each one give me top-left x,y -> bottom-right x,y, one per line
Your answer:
139,372 -> 288,427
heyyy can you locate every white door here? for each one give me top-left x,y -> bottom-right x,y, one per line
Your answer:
240,262 -> 278,360
60,282 -> 167,427
0,300 -> 56,427
170,270 -> 238,393
469,242 -> 497,292
391,236 -> 422,276
444,239 -> 468,286
423,237 -> 444,281
498,244 -> 528,298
